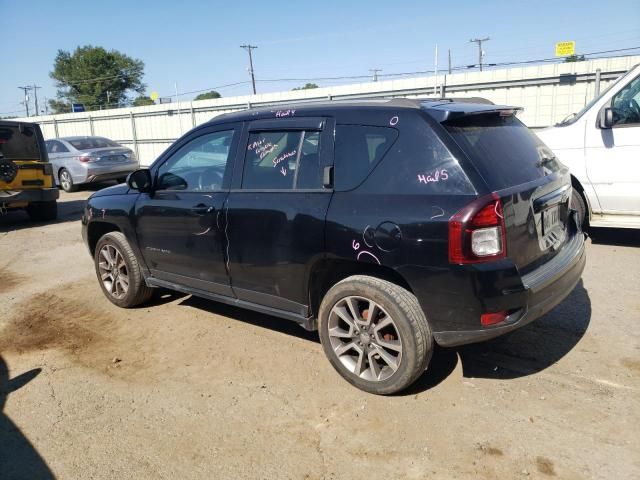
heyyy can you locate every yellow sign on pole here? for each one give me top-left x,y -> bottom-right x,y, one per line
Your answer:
555,41 -> 576,57
150,91 -> 159,101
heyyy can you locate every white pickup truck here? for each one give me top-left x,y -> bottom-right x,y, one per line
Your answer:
536,63 -> 640,229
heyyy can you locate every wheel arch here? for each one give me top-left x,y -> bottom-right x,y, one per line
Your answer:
87,221 -> 121,256
308,258 -> 413,320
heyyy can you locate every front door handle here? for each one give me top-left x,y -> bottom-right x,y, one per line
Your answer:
191,203 -> 214,215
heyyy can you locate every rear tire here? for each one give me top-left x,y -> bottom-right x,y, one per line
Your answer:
26,200 -> 58,222
94,231 -> 153,308
59,168 -> 78,192
571,189 -> 587,229
318,275 -> 433,395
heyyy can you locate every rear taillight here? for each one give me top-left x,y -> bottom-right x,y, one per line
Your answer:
448,193 -> 506,264
79,155 -> 96,163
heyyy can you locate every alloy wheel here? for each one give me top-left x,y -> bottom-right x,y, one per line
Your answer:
328,296 -> 403,382
98,244 -> 129,299
60,171 -> 72,191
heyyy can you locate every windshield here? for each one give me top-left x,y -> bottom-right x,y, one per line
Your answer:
556,68 -> 634,126
69,137 -> 120,150
444,113 -> 560,191
0,124 -> 43,161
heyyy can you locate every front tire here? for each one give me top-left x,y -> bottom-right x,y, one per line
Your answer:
26,200 -> 58,221
94,231 -> 153,308
571,189 -> 587,229
59,168 -> 78,192
318,275 -> 433,395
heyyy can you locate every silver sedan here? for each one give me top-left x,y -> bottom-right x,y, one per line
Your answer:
45,136 -> 139,192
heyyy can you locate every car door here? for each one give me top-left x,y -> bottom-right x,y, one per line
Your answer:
134,124 -> 240,296
225,117 -> 334,315
585,73 -> 640,214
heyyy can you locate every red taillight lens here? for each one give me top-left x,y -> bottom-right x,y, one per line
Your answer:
481,310 -> 508,327
448,193 -> 507,264
79,155 -> 91,163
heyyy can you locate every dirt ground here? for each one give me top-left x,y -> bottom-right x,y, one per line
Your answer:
0,189 -> 639,480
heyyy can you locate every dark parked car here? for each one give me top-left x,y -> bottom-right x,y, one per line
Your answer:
82,99 -> 586,394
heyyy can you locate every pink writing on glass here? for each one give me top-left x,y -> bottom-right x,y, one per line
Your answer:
247,138 -> 265,151
257,143 -> 277,160
276,109 -> 296,118
273,149 -> 296,167
280,166 -> 287,176
417,169 -> 449,184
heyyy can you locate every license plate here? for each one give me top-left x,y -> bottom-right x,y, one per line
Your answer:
543,205 -> 560,234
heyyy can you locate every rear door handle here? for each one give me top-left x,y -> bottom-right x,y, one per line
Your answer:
191,203 -> 214,215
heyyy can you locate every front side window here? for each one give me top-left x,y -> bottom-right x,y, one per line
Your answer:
156,130 -> 234,191
49,141 -> 69,153
611,74 -> 640,126
242,130 -> 321,190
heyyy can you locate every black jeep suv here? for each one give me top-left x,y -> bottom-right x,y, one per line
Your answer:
82,98 -> 585,394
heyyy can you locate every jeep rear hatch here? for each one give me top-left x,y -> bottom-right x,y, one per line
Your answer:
0,123 -> 43,161
441,111 -> 574,271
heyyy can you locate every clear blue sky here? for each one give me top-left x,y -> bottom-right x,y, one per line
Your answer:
1,0 -> 639,116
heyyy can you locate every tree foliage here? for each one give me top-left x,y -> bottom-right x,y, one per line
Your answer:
49,45 -> 145,113
292,83 -> 319,91
194,91 -> 222,101
133,95 -> 155,107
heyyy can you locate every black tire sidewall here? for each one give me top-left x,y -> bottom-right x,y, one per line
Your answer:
571,190 -> 587,228
318,277 -> 431,395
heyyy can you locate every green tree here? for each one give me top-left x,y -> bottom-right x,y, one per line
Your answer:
133,95 -> 155,107
49,45 -> 145,113
564,54 -> 585,62
292,83 -> 319,91
194,90 -> 222,101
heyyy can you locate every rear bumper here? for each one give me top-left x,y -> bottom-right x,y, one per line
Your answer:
433,230 -> 586,347
75,163 -> 138,185
0,187 -> 59,204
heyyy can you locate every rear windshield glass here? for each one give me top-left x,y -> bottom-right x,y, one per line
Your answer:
0,124 -> 42,161
69,137 -> 120,150
443,114 -> 560,190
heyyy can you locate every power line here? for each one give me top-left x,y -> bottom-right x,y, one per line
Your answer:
240,45 -> 258,94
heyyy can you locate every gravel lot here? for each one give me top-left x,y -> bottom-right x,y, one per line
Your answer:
1,189 -> 639,480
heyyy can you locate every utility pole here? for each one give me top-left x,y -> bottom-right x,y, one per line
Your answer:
369,69 -> 382,82
106,90 -> 111,106
448,49 -> 452,74
434,44 -> 438,96
18,86 -> 31,116
469,37 -> 490,71
240,44 -> 258,94
32,84 -> 41,117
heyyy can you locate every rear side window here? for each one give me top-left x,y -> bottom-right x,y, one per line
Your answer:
443,114 -> 560,190
358,122 -> 475,195
334,125 -> 398,191
0,124 -> 42,161
242,130 -> 322,190
68,137 -> 120,150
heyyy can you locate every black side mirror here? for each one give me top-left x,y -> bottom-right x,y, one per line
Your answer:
600,107 -> 614,129
126,169 -> 152,192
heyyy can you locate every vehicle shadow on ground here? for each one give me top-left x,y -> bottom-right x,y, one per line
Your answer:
179,296 -> 320,343
180,280 -> 591,395
0,356 -> 54,479
0,199 -> 86,233
588,228 -> 639,247
406,279 -> 592,394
